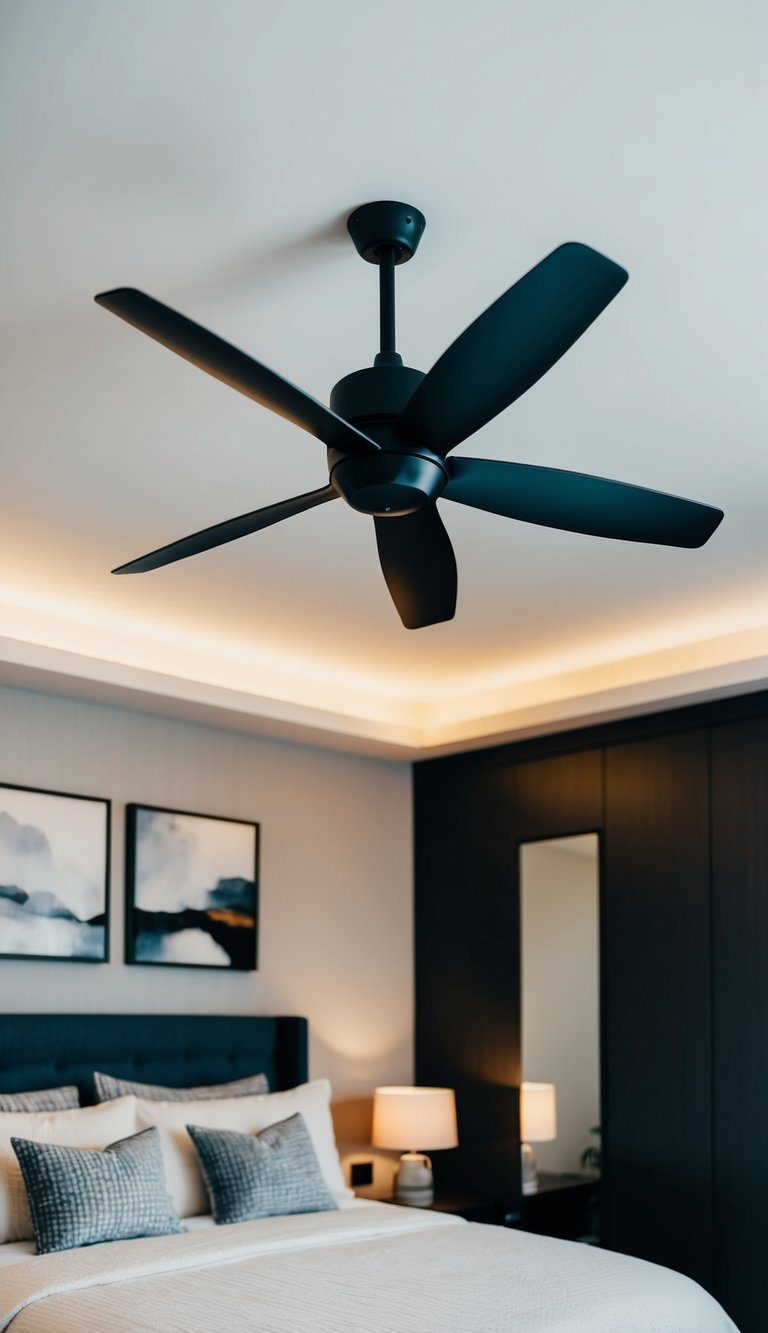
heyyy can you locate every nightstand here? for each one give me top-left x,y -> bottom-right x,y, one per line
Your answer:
505,1174 -> 599,1242
391,1192 -> 499,1223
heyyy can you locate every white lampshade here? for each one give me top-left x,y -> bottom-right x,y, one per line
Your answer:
520,1082 -> 557,1143
372,1086 -> 458,1151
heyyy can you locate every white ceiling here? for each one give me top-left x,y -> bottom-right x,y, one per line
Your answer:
1,0 -> 766,757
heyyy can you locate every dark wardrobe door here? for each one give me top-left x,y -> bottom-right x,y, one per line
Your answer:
711,718 -> 768,1332
414,757 -> 521,1199
603,731 -> 713,1288
414,747 -> 602,1203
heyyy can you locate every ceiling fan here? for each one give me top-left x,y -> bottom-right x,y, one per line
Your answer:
96,201 -> 723,629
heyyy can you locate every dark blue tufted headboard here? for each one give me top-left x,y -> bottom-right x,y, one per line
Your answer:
0,1014 -> 308,1104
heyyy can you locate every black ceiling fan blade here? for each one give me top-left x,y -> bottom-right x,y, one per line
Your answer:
374,507 -> 457,629
95,289 -> 379,458
398,243 -> 628,456
113,484 -> 339,574
443,456 -> 723,548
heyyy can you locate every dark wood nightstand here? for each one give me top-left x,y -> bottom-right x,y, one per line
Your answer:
390,1191 -> 499,1223
505,1174 -> 600,1242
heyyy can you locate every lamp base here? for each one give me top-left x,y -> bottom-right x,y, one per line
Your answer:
393,1152 -> 434,1207
521,1141 -> 539,1196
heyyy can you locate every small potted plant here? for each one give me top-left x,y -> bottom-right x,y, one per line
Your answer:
580,1126 -> 601,1176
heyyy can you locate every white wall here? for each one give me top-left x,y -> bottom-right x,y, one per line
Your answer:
0,685 -> 413,1149
520,836 -> 600,1175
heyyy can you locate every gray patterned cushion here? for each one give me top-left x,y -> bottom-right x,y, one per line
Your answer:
0,1086 -> 79,1112
12,1127 -> 185,1254
93,1071 -> 269,1103
187,1113 -> 338,1224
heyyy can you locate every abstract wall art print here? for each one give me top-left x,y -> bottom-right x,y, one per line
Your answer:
0,782 -> 110,963
125,805 -> 259,971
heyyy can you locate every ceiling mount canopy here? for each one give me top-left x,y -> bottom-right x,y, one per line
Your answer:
95,201 -> 723,631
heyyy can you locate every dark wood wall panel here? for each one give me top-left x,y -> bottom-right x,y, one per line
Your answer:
414,759 -> 521,1197
711,718 -> 768,1331
414,749 -> 602,1202
603,732 -> 713,1288
505,747 -> 603,839
415,692 -> 768,1324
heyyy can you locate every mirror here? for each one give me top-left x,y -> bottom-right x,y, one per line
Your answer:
520,834 -> 600,1196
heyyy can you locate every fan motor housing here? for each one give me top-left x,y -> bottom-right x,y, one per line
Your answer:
329,450 -> 447,517
330,364 -> 425,422
329,362 -> 445,516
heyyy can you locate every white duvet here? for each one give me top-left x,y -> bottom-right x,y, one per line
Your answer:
0,1200 -> 737,1332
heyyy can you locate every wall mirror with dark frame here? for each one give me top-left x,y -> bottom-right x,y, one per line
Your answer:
519,833 -> 601,1243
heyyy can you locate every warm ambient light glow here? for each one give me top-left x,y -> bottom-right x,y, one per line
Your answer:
4,581 -> 768,755
372,1086 -> 458,1151
520,1082 -> 557,1143
0,580 -> 418,725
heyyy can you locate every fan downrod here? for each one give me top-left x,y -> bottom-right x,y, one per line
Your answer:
331,201 -> 428,428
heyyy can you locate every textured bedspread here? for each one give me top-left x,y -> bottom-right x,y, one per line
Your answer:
0,1202 -> 737,1332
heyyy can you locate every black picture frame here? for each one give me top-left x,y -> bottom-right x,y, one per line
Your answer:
125,803 -> 259,971
0,781 -> 110,964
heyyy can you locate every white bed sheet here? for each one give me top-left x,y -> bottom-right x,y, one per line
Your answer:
0,1199 -> 737,1332
0,1196 -> 377,1269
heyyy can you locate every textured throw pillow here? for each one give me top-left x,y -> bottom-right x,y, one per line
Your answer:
12,1127 -> 184,1254
136,1079 -> 351,1219
188,1113 -> 337,1224
0,1096 -> 139,1244
94,1071 -> 269,1103
0,1086 -> 79,1112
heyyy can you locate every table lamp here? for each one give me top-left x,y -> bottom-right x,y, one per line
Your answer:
372,1086 -> 458,1206
520,1081 -> 557,1195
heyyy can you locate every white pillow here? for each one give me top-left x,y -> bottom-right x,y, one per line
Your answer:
0,1096 -> 138,1243
136,1079 -> 351,1218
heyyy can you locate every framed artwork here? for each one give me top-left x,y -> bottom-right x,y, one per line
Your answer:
0,782 -> 110,963
125,804 -> 259,971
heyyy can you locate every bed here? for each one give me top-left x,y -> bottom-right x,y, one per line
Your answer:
0,1015 -> 737,1332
